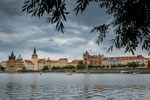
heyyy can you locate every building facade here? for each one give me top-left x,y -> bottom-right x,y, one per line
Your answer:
68,60 -> 82,67
102,55 -> 148,67
0,61 -> 7,68
83,51 -> 148,68
24,60 -> 34,70
5,52 -> 24,72
59,58 -> 68,67
148,58 -> 150,67
83,51 -> 104,67
38,59 -> 47,70
31,47 -> 38,71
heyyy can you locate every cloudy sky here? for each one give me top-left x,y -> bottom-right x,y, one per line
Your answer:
0,0 -> 149,62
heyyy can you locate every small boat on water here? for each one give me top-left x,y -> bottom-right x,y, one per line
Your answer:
67,73 -> 71,75
40,72 -> 42,75
132,73 -> 137,75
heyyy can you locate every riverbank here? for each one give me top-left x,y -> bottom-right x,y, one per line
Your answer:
75,69 -> 150,74
49,68 -> 150,74
1,68 -> 150,74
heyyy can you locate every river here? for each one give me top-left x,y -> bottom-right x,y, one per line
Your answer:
0,73 -> 150,100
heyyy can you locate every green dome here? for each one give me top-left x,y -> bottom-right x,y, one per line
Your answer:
17,55 -> 23,60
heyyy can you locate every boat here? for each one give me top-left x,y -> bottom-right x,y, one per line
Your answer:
132,73 -> 137,75
40,72 -> 42,75
67,73 -> 71,75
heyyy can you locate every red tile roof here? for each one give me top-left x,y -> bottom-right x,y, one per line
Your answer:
59,58 -> 68,60
38,59 -> 46,63
71,60 -> 82,64
25,60 -> 33,64
7,60 -> 21,63
48,60 -> 59,63
103,56 -> 145,60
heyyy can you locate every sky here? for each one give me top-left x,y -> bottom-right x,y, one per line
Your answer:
0,0 -> 149,62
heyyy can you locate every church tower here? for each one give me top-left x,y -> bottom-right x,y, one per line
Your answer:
83,51 -> 89,68
32,47 -> 38,71
9,51 -> 16,60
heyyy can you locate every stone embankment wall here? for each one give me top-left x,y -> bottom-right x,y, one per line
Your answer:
76,68 -> 150,74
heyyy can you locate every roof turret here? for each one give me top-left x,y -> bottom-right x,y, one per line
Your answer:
17,54 -> 23,60
83,51 -> 89,56
9,51 -> 16,60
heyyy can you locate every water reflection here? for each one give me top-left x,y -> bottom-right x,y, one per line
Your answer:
0,73 -> 150,100
6,83 -> 16,99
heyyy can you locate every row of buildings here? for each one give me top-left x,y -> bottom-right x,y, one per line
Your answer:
83,51 -> 148,67
0,48 -> 81,72
0,48 -> 149,72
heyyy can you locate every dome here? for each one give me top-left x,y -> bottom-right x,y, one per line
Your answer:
17,55 -> 23,60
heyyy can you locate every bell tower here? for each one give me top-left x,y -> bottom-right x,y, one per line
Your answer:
9,51 -> 16,60
83,51 -> 89,68
32,47 -> 38,71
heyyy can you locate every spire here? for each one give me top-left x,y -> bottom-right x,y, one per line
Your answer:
33,47 -> 36,55
9,51 -> 16,60
83,51 -> 89,56
11,51 -> 14,57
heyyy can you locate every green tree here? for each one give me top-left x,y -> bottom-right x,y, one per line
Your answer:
51,66 -> 57,70
0,65 -> 5,71
22,0 -> 150,54
87,65 -> 94,69
22,66 -> 26,71
64,66 -> 76,70
111,64 -> 117,69
77,61 -> 86,69
101,65 -> 105,69
51,66 -> 61,70
121,64 -> 127,68
42,66 -> 49,71
127,62 -> 139,68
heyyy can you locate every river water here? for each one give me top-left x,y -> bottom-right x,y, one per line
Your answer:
0,73 -> 150,100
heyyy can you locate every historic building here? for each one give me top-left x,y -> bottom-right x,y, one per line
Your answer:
102,57 -> 122,67
48,60 -> 60,68
83,51 -> 104,67
68,60 -> 82,67
38,59 -> 47,70
4,48 -> 70,72
32,57 -> 69,70
46,58 -> 68,69
24,60 -> 34,70
59,58 -> 68,67
0,61 -> 7,68
31,47 -> 38,71
102,55 -> 148,67
5,52 -> 24,72
148,58 -> 150,67
30,48 -> 69,70
83,51 -> 148,68
4,49 -> 148,72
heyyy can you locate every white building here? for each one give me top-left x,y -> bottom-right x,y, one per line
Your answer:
24,60 -> 34,71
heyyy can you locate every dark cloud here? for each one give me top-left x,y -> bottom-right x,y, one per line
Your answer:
0,0 -> 148,61
66,1 -> 109,27
0,0 -> 21,16
0,23 -> 17,34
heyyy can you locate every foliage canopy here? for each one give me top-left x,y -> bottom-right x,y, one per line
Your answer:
77,61 -> 86,69
22,0 -> 150,54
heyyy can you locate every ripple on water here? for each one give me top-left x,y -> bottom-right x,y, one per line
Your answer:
1,73 -> 150,100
